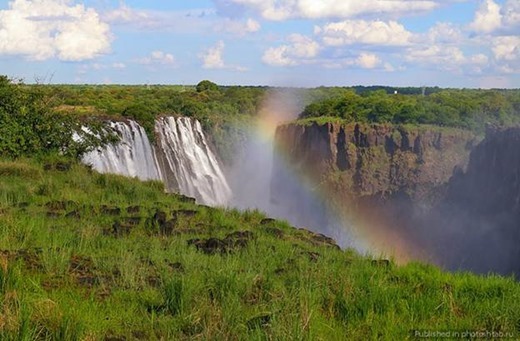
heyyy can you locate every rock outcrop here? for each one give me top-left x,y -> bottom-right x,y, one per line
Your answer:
274,122 -> 475,206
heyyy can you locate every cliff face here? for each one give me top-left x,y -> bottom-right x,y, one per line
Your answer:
273,121 -> 520,275
274,122 -> 475,204
426,126 -> 520,274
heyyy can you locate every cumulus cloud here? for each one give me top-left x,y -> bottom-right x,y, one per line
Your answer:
469,0 -> 519,35
315,20 -> 413,46
103,3 -> 150,24
465,0 -> 519,74
103,4 -> 213,33
491,36 -> 520,61
213,0 -> 438,20
262,34 -> 319,66
215,18 -> 260,36
201,40 -> 226,69
502,0 -> 520,30
200,41 -> 246,71
404,43 -> 495,75
138,51 -> 176,65
406,45 -> 465,67
469,0 -> 502,33
424,22 -> 463,44
355,52 -> 381,69
0,0 -> 111,61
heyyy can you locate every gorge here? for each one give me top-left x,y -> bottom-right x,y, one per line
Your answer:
83,116 -> 520,276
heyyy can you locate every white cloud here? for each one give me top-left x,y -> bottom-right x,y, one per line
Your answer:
468,0 -> 520,35
262,46 -> 296,66
201,40 -> 226,69
502,0 -> 520,31
213,0 -> 438,20
103,4 -> 214,33
383,62 -> 396,72
469,0 -> 502,33
406,45 -> 466,66
103,3 -> 150,24
138,51 -> 176,65
470,53 -> 489,65
0,0 -> 111,61
404,43 -> 495,75
200,41 -> 246,71
424,22 -> 463,44
112,62 -> 126,69
315,20 -> 412,46
356,52 -> 381,69
262,34 -> 319,66
216,17 -> 260,36
491,36 -> 520,61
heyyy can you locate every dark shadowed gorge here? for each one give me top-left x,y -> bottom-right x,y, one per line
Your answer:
274,121 -> 520,275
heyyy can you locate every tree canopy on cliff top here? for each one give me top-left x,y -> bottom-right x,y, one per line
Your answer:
300,88 -> 520,131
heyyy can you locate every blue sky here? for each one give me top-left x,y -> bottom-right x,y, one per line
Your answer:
0,0 -> 518,87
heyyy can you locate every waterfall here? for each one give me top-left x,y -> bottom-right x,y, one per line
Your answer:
82,120 -> 161,180
81,117 -> 231,207
155,117 -> 232,206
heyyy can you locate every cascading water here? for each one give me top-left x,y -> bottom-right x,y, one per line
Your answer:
154,116 -> 232,206
82,120 -> 161,181
82,117 -> 231,207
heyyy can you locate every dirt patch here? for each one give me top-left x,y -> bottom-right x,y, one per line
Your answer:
176,194 -> 196,204
0,249 -> 44,271
301,251 -> 320,262
371,259 -> 390,268
107,221 -> 134,237
65,210 -> 81,219
166,261 -> 184,272
46,211 -> 62,218
17,202 -> 29,208
172,209 -> 198,218
69,255 -> 99,287
187,231 -> 254,255
126,205 -> 141,214
43,161 -> 72,172
297,229 -> 340,249
247,313 -> 271,330
45,200 -> 76,211
100,205 -> 121,216
121,217 -> 142,226
260,218 -> 276,225
264,227 -> 284,238
159,219 -> 177,236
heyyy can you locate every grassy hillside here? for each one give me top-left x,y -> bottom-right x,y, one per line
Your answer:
0,158 -> 519,340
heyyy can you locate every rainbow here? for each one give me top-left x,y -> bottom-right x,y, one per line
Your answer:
250,99 -> 435,265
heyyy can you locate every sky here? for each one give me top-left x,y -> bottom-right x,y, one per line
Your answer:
0,0 -> 518,88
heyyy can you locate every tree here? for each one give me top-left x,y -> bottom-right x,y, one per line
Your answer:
0,76 -> 112,159
196,80 -> 219,93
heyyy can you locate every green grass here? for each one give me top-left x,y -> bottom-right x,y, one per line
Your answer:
0,158 -> 518,340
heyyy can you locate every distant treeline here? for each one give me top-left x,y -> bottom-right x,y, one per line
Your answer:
3,76 -> 520,159
300,88 -> 520,131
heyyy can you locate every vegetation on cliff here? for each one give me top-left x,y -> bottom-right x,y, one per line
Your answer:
0,77 -> 113,159
0,158 -> 519,339
300,88 -> 520,131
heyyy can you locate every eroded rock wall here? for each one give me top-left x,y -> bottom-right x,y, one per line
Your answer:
274,122 -> 475,205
